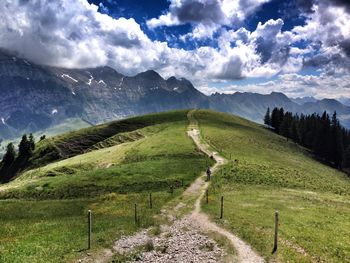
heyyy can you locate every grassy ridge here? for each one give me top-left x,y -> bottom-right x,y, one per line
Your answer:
0,118 -> 91,158
1,120 -> 207,199
196,110 -> 350,262
0,110 -> 212,262
30,110 -> 190,167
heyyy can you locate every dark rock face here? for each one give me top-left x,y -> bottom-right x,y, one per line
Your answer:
0,48 -> 349,140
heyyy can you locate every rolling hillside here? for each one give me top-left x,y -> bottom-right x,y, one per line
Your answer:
195,110 -> 350,262
0,110 -> 213,262
0,110 -> 349,262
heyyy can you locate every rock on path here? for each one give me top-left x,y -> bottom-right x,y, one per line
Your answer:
114,216 -> 225,263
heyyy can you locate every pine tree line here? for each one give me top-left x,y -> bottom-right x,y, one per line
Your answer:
0,133 -> 36,182
264,107 -> 350,170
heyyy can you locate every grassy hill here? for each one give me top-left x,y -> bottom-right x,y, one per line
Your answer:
0,110 -> 213,262
0,109 -> 349,262
195,110 -> 350,262
28,110 -> 190,168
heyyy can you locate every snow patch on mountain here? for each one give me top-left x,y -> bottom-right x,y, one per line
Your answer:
86,72 -> 94,85
98,80 -> 107,86
61,74 -> 78,83
23,59 -> 31,66
118,77 -> 124,87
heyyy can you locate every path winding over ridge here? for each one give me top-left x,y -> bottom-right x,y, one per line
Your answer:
187,110 -> 264,263
79,110 -> 264,263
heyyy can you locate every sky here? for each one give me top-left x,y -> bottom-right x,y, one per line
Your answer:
0,0 -> 349,99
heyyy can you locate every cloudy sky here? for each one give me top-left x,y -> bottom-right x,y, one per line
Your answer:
0,0 -> 349,99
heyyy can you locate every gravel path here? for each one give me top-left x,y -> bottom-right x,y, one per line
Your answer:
187,116 -> 264,263
113,216 -> 225,263
78,110 -> 264,263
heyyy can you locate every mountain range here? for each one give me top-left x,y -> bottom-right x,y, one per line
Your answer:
0,48 -> 349,142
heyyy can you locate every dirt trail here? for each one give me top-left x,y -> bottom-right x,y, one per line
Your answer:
187,111 -> 264,263
78,110 -> 264,263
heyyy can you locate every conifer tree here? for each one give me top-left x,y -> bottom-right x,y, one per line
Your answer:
330,112 -> 344,167
263,108 -> 350,171
2,143 -> 16,167
270,108 -> 280,131
29,133 -> 35,151
18,134 -> 32,158
343,146 -> 350,170
280,112 -> 293,139
290,119 -> 299,143
264,107 -> 271,126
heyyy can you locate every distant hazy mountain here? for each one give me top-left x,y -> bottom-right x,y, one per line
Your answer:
291,96 -> 318,105
0,48 -> 349,141
339,97 -> 350,107
209,92 -> 300,124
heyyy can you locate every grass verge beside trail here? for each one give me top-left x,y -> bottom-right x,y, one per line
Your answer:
195,110 -> 350,263
0,191 -> 176,263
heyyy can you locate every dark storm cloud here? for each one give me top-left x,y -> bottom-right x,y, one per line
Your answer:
252,18 -> 290,67
256,36 -> 276,63
295,0 -> 314,13
296,0 -> 350,13
147,0 -> 271,39
173,0 -> 226,25
303,53 -> 350,74
329,0 -> 350,12
340,39 -> 350,57
270,46 -> 290,66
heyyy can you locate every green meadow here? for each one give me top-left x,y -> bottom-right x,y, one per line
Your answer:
1,109 -> 349,262
196,110 -> 350,262
0,110 -> 211,262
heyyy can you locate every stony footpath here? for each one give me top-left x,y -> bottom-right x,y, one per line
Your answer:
114,215 -> 225,263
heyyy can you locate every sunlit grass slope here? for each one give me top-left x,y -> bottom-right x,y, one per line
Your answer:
30,110 -> 190,167
196,110 -> 350,263
0,110 -> 213,262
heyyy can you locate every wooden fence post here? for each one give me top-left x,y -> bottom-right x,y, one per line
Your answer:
87,210 -> 92,250
206,189 -> 209,204
134,204 -> 137,224
149,193 -> 153,209
220,196 -> 224,219
272,211 -> 279,253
